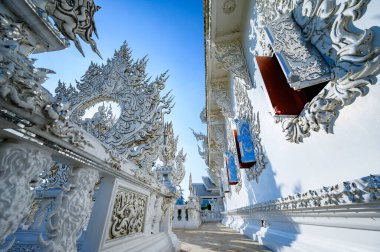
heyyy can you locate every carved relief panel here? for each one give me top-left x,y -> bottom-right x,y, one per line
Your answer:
109,188 -> 147,239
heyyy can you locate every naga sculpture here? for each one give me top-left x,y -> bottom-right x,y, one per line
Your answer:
45,0 -> 102,58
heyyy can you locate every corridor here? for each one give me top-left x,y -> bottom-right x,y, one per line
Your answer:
173,223 -> 271,252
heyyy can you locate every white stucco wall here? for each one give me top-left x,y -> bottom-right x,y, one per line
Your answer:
225,0 -> 380,210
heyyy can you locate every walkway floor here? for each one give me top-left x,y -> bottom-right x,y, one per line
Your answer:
173,222 -> 271,252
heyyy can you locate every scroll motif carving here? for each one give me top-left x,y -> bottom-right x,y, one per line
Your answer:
214,40 -> 254,89
40,167 -> 99,251
233,79 -> 266,182
0,143 -> 52,246
252,0 -> 380,143
109,189 -> 147,239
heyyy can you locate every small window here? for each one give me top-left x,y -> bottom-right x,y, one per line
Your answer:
256,55 -> 324,117
233,120 -> 256,168
178,209 -> 182,221
162,174 -> 169,181
224,151 -> 238,185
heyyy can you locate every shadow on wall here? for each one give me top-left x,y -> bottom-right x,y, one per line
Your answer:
238,158 -> 300,251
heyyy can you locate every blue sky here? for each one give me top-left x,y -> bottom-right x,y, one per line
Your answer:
35,0 -> 206,198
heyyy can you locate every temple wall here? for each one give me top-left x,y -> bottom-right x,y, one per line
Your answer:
215,1 -> 380,251
224,0 -> 380,210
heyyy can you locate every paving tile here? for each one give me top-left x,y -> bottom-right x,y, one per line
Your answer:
173,223 -> 271,252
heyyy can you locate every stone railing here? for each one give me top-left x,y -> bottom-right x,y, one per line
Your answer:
173,205 -> 201,229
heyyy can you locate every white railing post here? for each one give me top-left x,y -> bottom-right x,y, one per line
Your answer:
40,167 -> 99,252
0,142 -> 52,246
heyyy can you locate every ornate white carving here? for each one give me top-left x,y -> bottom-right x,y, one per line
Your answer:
40,167 -> 99,251
191,129 -> 209,166
145,193 -> 157,234
212,81 -> 233,117
231,174 -> 380,213
0,14 -> 92,148
0,14 -> 54,114
208,157 -> 223,185
109,189 -> 147,239
233,79 -> 266,182
173,149 -> 186,186
156,122 -> 186,187
39,162 -> 70,189
207,124 -> 227,185
131,168 -> 167,194
0,143 -> 52,246
253,0 -> 380,143
151,196 -> 163,234
45,115 -> 93,147
160,122 -> 178,167
266,13 -> 331,89
209,124 -> 226,152
45,0 -> 102,58
55,43 -> 173,161
214,41 -> 254,89
161,197 -> 175,221
200,107 -> 207,124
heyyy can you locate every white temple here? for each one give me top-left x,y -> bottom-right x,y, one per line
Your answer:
0,0 -> 380,251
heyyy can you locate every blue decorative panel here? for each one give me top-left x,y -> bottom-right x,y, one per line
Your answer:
176,195 -> 185,205
236,120 -> 256,166
225,152 -> 238,185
